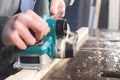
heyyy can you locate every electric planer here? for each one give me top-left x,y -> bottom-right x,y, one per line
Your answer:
13,0 -> 78,69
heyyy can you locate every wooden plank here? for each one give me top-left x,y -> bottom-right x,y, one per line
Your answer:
93,0 -> 102,29
76,27 -> 89,51
5,27 -> 89,80
5,59 -> 61,80
108,0 -> 120,30
41,59 -> 70,80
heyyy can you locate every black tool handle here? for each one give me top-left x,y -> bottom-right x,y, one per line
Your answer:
34,0 -> 49,16
64,0 -> 75,6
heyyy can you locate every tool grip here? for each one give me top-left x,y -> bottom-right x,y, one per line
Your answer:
64,0 -> 75,6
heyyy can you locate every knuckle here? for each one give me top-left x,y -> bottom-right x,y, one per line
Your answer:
61,12 -> 65,17
28,39 -> 36,45
38,27 -> 44,33
48,27 -> 50,32
24,10 -> 34,15
36,23 -> 46,33
61,0 -> 65,6
11,21 -> 21,30
16,13 -> 25,21
18,44 -> 27,50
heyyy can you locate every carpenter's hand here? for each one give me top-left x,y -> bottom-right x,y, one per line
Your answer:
50,0 -> 66,19
2,10 -> 50,50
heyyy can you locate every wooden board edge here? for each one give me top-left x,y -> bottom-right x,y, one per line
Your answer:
93,0 -> 102,29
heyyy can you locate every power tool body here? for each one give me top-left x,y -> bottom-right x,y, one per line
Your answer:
13,0 -> 77,69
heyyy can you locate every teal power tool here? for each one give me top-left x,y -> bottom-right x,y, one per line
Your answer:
13,0 -> 77,69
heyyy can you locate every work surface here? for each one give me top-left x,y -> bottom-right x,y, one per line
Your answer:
5,28 -> 120,80
42,29 -> 120,80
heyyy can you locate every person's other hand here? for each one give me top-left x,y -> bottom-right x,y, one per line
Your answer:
50,0 -> 66,19
2,10 -> 50,50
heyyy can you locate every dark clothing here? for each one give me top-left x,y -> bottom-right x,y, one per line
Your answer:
64,0 -> 90,32
0,0 -> 20,16
0,0 -> 21,79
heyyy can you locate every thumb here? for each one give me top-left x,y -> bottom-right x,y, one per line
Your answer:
50,0 -> 58,15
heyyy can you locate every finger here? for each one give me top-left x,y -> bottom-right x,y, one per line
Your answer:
25,13 -> 49,35
51,12 -> 65,19
15,12 -> 49,40
45,26 -> 50,35
50,4 -> 65,19
10,31 -> 27,50
59,7 -> 66,17
28,20 -> 49,40
51,11 -> 65,19
50,0 -> 65,17
2,19 -> 26,49
35,22 -> 50,41
17,11 -> 48,29
50,0 -> 58,15
16,22 -> 36,45
35,31 -> 44,41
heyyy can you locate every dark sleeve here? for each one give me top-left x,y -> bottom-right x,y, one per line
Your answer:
0,0 -> 21,77
0,26 -> 4,48
0,17 -> 17,76
0,16 -> 9,49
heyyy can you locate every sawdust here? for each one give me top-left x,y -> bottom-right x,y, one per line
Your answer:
73,30 -> 120,79
43,29 -> 120,80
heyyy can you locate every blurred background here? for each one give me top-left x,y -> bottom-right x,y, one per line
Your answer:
64,0 -> 119,31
